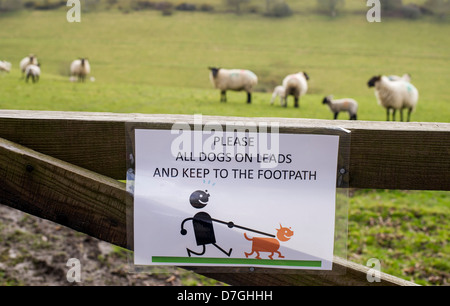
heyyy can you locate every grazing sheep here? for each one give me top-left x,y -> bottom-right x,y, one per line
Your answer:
322,95 -> 358,120
20,55 -> 38,77
281,72 -> 309,108
388,73 -> 411,82
25,64 -> 41,83
367,75 -> 419,122
70,58 -> 91,82
270,85 -> 286,105
208,67 -> 258,103
0,61 -> 11,73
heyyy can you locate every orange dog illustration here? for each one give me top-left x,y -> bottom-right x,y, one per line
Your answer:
244,225 -> 294,260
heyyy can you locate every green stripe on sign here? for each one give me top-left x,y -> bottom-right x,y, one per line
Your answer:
152,256 -> 321,267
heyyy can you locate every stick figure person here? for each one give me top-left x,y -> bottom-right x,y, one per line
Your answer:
180,190 -> 233,257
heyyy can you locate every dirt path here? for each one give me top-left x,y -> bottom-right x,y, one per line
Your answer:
0,204 -> 217,286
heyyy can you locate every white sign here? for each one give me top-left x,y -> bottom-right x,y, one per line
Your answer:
133,128 -> 339,270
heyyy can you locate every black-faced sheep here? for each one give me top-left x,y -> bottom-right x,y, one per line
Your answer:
368,75 -> 419,122
70,58 -> 91,82
20,55 -> 38,77
25,64 -> 40,83
282,72 -> 309,108
208,67 -> 258,103
322,95 -> 358,120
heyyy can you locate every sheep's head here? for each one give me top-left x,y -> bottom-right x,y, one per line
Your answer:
208,67 -> 220,78
322,95 -> 332,104
367,75 -> 381,87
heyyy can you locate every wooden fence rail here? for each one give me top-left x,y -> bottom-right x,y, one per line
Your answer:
1,110 -> 449,286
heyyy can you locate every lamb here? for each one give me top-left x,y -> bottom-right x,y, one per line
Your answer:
20,55 -> 38,77
367,75 -> 419,122
0,61 -> 11,73
270,85 -> 286,105
281,72 -> 309,108
322,95 -> 358,120
208,67 -> 258,103
25,64 -> 41,83
70,58 -> 91,82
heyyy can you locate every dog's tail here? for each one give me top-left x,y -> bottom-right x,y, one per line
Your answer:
244,232 -> 253,241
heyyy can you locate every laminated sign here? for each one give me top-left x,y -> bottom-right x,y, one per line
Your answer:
132,128 -> 340,270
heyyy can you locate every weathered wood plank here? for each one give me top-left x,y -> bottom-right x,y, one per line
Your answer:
0,137 -> 130,248
199,256 -> 418,286
0,110 -> 449,190
0,137 -> 416,286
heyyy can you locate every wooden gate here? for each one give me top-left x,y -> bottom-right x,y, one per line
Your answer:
1,110 -> 448,286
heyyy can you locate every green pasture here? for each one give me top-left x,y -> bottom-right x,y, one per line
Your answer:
0,7 -> 449,286
0,8 -> 449,121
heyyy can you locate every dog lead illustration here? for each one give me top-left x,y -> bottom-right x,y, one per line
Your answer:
180,190 -> 276,258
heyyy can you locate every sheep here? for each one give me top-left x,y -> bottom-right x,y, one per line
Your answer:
322,95 -> 358,120
388,73 -> 411,82
70,58 -> 91,82
270,85 -> 286,105
367,75 -> 419,122
208,67 -> 258,103
25,64 -> 41,83
20,55 -> 38,77
281,72 -> 309,108
0,61 -> 11,73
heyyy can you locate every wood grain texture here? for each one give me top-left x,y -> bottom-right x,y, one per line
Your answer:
198,256 -> 418,286
0,110 -> 448,190
0,137 -> 130,247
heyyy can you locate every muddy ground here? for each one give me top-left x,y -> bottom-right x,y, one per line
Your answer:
0,203 -> 221,286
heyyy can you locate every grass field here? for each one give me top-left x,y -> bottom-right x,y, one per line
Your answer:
1,8 -> 449,121
0,6 -> 449,286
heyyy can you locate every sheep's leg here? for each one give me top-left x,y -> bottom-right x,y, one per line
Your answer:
220,90 -> 226,102
386,108 -> 390,121
400,109 -> 404,122
247,92 -> 252,104
407,108 -> 412,122
294,97 -> 299,108
392,109 -> 396,121
334,112 -> 338,120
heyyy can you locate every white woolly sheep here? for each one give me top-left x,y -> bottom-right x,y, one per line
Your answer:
270,85 -> 286,105
0,61 -> 11,73
25,64 -> 41,83
281,72 -> 309,108
367,75 -> 419,122
388,73 -> 411,82
322,95 -> 358,120
20,55 -> 38,77
208,67 -> 258,103
70,58 -> 91,82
